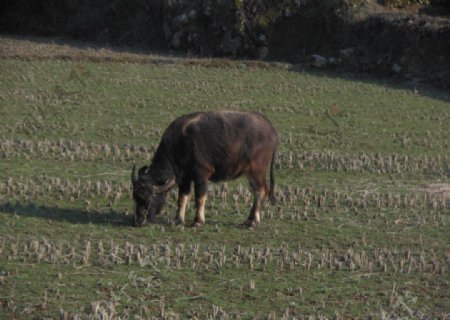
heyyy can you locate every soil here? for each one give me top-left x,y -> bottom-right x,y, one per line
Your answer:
422,183 -> 450,198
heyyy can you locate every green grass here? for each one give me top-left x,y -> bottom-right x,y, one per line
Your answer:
0,46 -> 449,319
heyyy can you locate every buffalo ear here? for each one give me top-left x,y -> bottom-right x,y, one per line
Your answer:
138,165 -> 149,178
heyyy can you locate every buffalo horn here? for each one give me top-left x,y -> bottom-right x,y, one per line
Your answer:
150,176 -> 176,193
131,164 -> 138,187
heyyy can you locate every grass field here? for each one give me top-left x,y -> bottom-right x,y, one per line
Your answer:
0,37 -> 449,319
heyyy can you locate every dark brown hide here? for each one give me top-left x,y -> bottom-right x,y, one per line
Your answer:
132,110 -> 278,228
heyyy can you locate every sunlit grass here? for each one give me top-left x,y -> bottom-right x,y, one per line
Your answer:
0,38 -> 449,318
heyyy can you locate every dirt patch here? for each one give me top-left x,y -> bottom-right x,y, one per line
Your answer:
420,183 -> 450,198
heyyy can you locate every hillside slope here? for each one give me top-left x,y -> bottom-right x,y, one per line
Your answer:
1,0 -> 449,87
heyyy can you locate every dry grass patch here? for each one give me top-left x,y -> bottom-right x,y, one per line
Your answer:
421,183 -> 450,198
0,35 -> 287,70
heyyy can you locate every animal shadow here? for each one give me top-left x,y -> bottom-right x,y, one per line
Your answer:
0,201 -> 132,226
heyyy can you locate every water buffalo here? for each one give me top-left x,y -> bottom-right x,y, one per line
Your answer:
131,110 -> 278,228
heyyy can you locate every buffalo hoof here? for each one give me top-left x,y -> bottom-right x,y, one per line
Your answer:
174,217 -> 185,225
243,219 -> 259,229
135,219 -> 147,228
191,221 -> 205,228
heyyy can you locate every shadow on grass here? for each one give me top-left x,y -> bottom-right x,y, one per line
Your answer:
2,34 -> 450,103
0,201 -> 133,226
0,201 -> 249,230
2,34 -> 449,104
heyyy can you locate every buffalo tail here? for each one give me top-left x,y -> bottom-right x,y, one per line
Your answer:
269,149 -> 277,205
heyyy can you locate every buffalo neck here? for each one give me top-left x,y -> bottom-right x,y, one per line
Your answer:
149,143 -> 175,183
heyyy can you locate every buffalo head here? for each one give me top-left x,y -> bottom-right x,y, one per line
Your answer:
131,164 -> 176,227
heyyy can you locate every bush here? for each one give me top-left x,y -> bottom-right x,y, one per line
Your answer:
0,0 -> 165,47
430,0 -> 450,7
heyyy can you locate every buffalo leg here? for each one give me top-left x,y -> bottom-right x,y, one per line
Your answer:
193,178 -> 208,227
175,182 -> 191,225
245,176 -> 268,228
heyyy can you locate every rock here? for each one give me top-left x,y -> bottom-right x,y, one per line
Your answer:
339,48 -> 354,60
221,35 -> 241,56
407,77 -> 420,88
284,8 -> 292,18
204,6 -> 211,16
257,46 -> 268,60
173,14 -> 188,27
188,10 -> 196,20
308,54 -> 328,68
171,31 -> 183,49
392,63 -> 402,74
328,57 -> 338,66
256,34 -> 267,47
163,21 -> 172,40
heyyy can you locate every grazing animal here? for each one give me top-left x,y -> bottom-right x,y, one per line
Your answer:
131,110 -> 278,228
